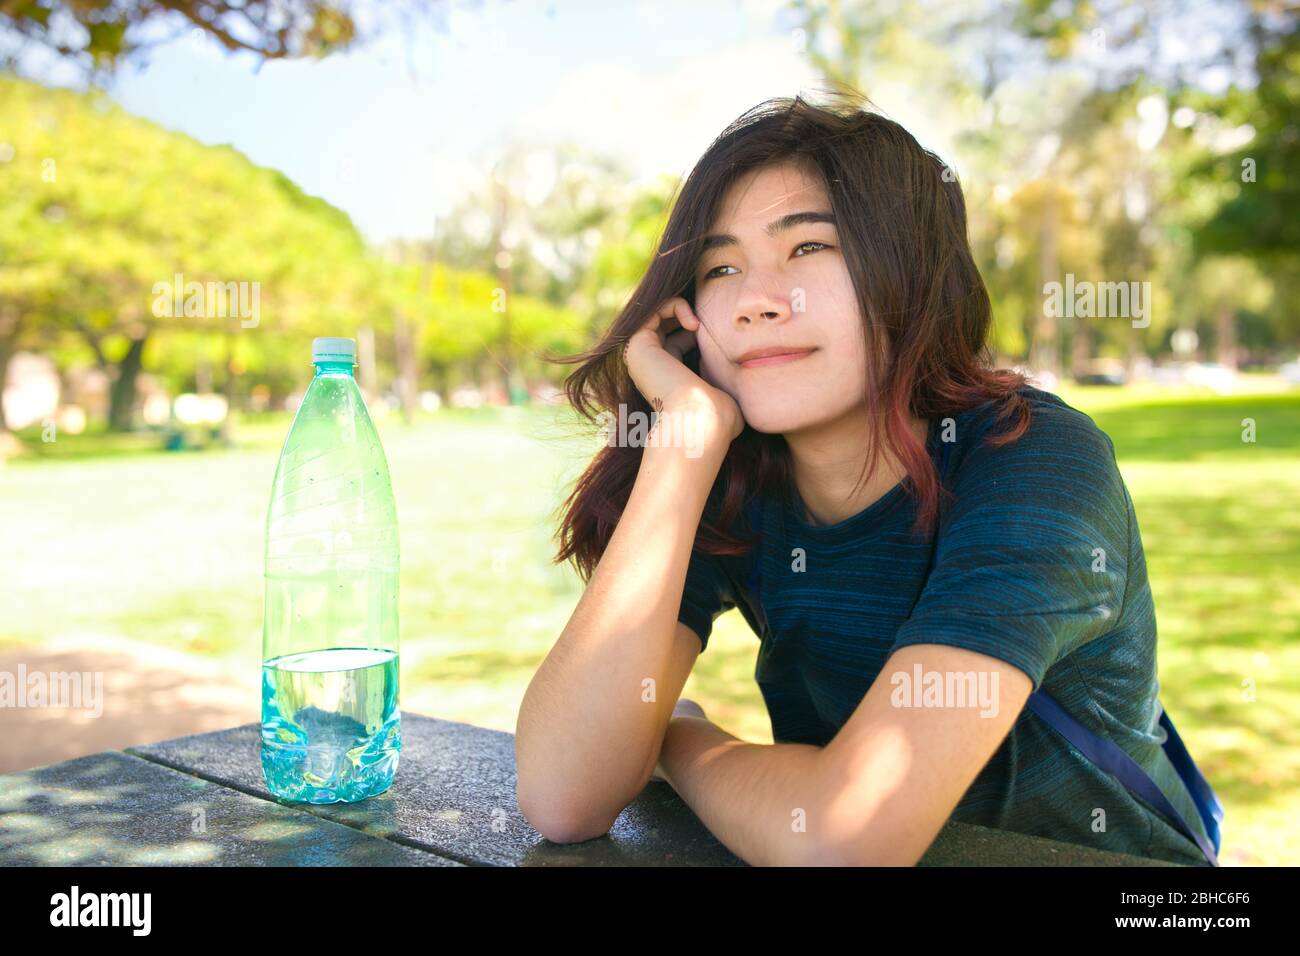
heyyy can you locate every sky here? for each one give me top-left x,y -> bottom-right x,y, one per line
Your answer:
15,0 -> 1255,246
26,0 -> 850,244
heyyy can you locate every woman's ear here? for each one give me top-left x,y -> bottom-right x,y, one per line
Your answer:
679,295 -> 702,333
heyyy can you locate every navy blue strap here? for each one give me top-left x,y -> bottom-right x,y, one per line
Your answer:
1026,690 -> 1221,866
1156,706 -> 1225,855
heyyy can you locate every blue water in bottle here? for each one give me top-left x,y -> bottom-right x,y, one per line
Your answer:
260,337 -> 401,803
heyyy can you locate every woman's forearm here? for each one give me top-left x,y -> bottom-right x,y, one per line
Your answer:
516,434 -> 727,841
658,716 -> 831,866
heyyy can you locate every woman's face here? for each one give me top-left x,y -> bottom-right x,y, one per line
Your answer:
691,160 -> 869,436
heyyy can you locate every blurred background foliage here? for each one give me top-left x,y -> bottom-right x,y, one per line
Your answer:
0,1 -> 1294,446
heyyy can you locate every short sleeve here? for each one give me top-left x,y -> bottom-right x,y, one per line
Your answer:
889,401 -> 1131,691
677,546 -> 737,654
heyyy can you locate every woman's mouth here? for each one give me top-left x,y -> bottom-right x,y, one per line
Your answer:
737,347 -> 817,369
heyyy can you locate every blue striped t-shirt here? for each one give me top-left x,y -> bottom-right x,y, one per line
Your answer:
676,385 -> 1212,866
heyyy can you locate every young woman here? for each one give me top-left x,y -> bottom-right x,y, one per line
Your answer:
515,93 -> 1214,867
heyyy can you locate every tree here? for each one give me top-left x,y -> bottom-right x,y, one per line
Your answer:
0,0 -> 464,72
0,75 -> 374,434
788,0 -> 1299,370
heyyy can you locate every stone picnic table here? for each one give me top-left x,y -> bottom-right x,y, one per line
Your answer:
0,713 -> 1178,867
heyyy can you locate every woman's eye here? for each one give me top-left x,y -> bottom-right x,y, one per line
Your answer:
699,241 -> 830,282
794,240 -> 830,256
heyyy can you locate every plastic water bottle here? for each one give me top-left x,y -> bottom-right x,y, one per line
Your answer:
260,337 -> 401,803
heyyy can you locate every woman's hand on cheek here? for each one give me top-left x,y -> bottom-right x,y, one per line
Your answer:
623,296 -> 745,451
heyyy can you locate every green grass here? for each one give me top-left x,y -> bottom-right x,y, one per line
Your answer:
1,385 -> 1296,864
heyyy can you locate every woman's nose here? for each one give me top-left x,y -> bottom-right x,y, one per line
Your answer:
733,278 -> 792,326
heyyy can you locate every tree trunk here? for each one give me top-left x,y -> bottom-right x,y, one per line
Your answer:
0,304 -> 22,434
429,361 -> 449,404
1070,313 -> 1091,380
220,326 -> 237,446
394,312 -> 419,425
108,333 -> 147,432
1215,308 -> 1237,370
358,325 -> 378,404
1127,322 -> 1144,379
0,337 -> 12,434
1032,187 -> 1060,377
492,175 -> 524,404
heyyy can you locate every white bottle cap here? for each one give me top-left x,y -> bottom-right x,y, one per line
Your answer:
312,337 -> 356,364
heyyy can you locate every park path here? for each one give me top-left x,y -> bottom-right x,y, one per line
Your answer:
0,635 -> 258,774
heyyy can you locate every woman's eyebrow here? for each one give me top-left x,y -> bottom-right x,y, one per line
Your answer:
699,210 -> 837,254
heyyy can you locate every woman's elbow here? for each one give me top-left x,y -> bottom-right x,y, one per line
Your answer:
514,729 -> 652,843
517,788 -> 617,844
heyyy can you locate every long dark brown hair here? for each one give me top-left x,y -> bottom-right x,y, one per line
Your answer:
549,88 -> 1031,583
